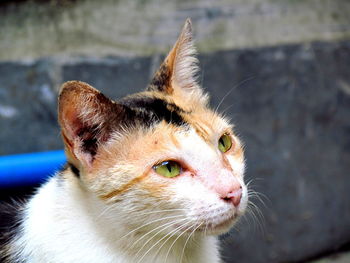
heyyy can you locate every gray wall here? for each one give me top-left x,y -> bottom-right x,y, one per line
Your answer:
1,42 -> 350,263
0,1 -> 350,263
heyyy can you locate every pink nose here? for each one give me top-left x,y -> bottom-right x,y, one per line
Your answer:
221,186 -> 242,207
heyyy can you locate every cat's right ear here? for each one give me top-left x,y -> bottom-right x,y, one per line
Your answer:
58,81 -> 127,170
148,19 -> 207,105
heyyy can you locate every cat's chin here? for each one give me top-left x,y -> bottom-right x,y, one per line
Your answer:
197,203 -> 247,235
199,213 -> 240,236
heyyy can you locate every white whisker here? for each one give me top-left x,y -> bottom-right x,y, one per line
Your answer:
180,222 -> 203,263
214,76 -> 255,115
152,220 -> 193,259
164,220 -> 196,263
130,217 -> 188,250
120,214 -> 185,240
137,221 -> 193,263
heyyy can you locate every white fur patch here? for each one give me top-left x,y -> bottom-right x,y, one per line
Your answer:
11,173 -> 223,263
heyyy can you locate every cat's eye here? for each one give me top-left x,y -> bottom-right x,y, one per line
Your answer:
153,161 -> 181,178
218,134 -> 232,153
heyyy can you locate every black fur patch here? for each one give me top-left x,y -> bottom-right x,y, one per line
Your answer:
77,125 -> 99,157
68,163 -> 80,177
121,96 -> 188,127
148,63 -> 171,93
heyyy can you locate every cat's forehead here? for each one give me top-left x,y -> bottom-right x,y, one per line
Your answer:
119,91 -> 231,141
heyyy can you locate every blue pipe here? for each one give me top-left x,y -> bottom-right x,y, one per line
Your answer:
0,150 -> 66,187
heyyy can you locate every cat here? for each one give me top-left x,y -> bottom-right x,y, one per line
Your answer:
0,19 -> 247,263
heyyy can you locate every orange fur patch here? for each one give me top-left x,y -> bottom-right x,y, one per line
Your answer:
222,155 -> 233,172
233,145 -> 244,161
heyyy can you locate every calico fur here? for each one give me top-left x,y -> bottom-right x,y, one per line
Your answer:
0,19 -> 248,263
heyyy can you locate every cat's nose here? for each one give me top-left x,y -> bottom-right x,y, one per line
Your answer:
221,185 -> 242,207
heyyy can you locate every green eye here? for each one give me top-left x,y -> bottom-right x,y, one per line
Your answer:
154,161 -> 182,178
218,134 -> 232,153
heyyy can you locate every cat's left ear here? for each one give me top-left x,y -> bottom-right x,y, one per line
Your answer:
58,81 -> 130,169
148,19 -> 205,101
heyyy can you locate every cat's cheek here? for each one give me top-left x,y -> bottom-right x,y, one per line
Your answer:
135,169 -> 189,200
226,154 -> 245,179
167,176 -> 218,206
236,183 -> 249,215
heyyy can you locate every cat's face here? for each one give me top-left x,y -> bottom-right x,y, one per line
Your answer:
58,20 -> 247,236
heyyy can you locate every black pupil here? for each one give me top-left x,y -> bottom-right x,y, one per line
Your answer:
166,162 -> 172,172
219,137 -> 225,146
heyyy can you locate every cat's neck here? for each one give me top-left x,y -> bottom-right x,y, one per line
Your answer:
12,171 -> 221,263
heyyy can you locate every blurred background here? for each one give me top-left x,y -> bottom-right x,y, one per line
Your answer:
0,0 -> 350,262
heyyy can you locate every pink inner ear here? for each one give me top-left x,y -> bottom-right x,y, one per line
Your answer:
62,105 -> 84,143
63,122 -> 100,167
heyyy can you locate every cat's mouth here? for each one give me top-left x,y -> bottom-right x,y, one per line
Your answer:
174,212 -> 239,235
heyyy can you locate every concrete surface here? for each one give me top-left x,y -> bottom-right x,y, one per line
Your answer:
1,0 -> 350,61
0,41 -> 349,263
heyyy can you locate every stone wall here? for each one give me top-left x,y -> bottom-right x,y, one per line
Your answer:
1,0 -> 350,61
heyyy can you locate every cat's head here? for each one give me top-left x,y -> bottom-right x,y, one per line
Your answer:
58,19 -> 247,236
